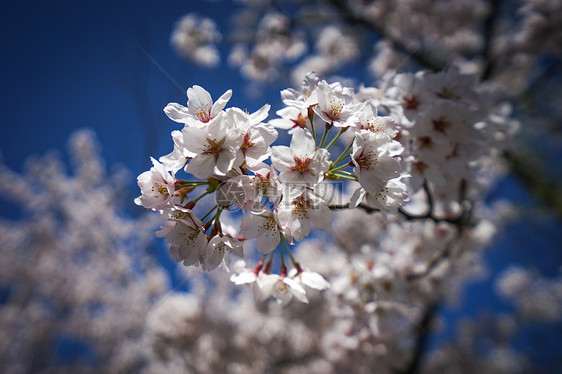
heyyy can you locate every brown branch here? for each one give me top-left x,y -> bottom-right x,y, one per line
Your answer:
328,202 -> 379,214
394,302 -> 439,374
481,0 -> 503,81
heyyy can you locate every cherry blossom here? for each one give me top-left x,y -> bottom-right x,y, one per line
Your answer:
222,163 -> 283,209
182,111 -> 243,178
239,205 -> 283,254
277,188 -> 332,242
156,207 -> 207,267
256,273 -> 309,305
350,178 -> 409,214
134,157 -> 176,211
280,71 -> 320,108
229,105 -> 278,168
356,101 -> 399,137
289,268 -> 331,291
269,104 -> 311,133
351,130 -> 403,193
164,85 -> 232,125
171,13 -> 222,67
271,128 -> 330,187
135,66 -> 515,312
202,234 -> 244,271
313,80 -> 360,127
159,130 -> 192,174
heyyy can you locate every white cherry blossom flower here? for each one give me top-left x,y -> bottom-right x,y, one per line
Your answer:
269,104 -> 311,133
202,235 -> 244,272
425,66 -> 480,104
156,210 -> 207,266
351,130 -> 403,193
289,268 -> 331,291
159,130 -> 192,174
220,163 -> 283,212
229,106 -> 278,168
313,80 -> 360,127
271,128 -> 330,188
385,72 -> 432,124
256,273 -> 308,305
280,71 -> 321,107
164,85 -> 232,125
277,188 -> 332,242
229,260 -> 258,286
356,101 -> 400,138
134,157 -> 176,211
182,111 -> 243,178
350,178 -> 409,214
244,164 -> 283,205
239,205 -> 282,254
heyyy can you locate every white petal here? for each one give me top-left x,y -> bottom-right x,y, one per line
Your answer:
187,85 -> 212,113
230,271 -> 257,285
284,278 -> 309,303
185,154 -> 215,178
290,216 -> 311,242
249,103 -> 270,124
211,89 -> 233,117
256,229 -> 280,254
290,128 -> 315,156
256,274 -> 278,302
203,236 -> 225,271
224,236 -> 244,257
164,103 -> 190,123
239,213 -> 265,239
269,118 -> 294,130
182,126 -> 207,155
257,124 -> 278,145
300,271 -> 330,290
349,187 -> 365,208
271,146 -> 294,171
214,147 -> 238,176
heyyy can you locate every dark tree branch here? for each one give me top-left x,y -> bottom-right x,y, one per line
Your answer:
481,0 -> 502,81
394,302 -> 439,374
328,202 -> 379,214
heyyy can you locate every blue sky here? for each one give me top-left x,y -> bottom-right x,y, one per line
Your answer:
0,0 -> 274,178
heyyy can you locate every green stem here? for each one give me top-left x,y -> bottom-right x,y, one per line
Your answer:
330,163 -> 351,173
333,172 -> 358,181
193,190 -> 211,203
284,240 -> 296,263
335,169 -> 355,176
200,205 -> 218,221
332,141 -> 354,167
319,123 -> 331,148
308,107 -> 317,146
279,239 -> 286,268
215,205 -> 224,221
326,128 -> 345,150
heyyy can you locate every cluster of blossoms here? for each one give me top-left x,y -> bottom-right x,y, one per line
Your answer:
382,67 -> 499,205
135,72 -> 410,304
0,131 -> 168,372
229,12 -> 308,82
171,13 -> 222,67
0,126 -> 532,374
